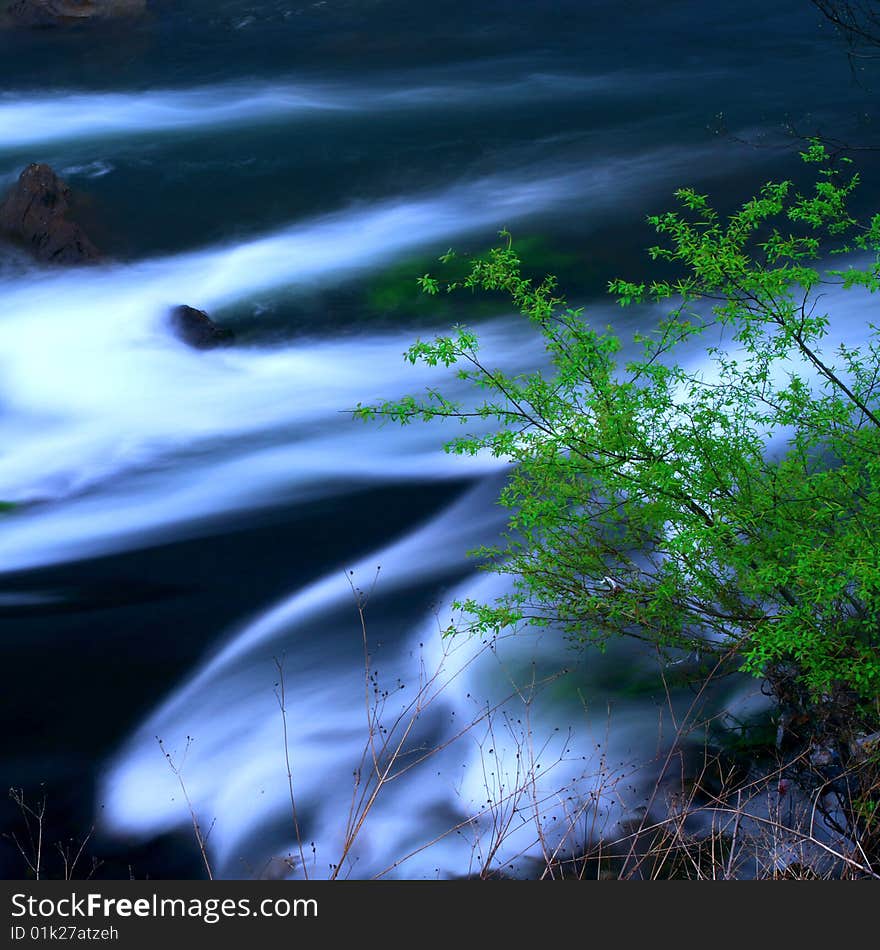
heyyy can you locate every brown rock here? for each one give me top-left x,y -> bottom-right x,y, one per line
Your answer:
6,0 -> 145,27
169,306 -> 234,350
0,164 -> 100,265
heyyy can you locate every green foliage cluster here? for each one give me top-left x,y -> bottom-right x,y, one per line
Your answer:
356,143 -> 880,701
364,235 -> 583,319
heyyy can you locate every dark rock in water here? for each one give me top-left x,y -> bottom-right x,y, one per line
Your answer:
169,306 -> 233,350
5,0 -> 146,27
0,163 -> 100,265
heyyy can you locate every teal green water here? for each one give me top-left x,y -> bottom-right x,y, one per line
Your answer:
0,0 -> 877,879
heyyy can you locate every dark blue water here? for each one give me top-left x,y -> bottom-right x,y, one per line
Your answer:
1,0 -> 878,879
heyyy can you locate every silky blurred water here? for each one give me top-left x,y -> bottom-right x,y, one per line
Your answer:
1,0 -> 878,878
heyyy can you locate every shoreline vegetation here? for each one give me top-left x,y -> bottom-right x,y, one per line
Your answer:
7,595 -> 880,880
354,142 -> 880,876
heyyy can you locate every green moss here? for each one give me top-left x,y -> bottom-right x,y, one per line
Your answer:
362,235 -> 590,321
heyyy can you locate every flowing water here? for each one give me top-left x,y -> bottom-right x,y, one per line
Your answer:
1,0 -> 878,878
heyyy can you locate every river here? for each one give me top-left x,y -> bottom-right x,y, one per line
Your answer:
1,0 -> 877,879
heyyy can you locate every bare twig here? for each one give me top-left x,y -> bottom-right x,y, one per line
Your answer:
157,736 -> 214,880
273,656 -> 310,879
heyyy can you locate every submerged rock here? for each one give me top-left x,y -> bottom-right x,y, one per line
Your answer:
0,163 -> 100,265
5,0 -> 146,27
169,306 -> 234,350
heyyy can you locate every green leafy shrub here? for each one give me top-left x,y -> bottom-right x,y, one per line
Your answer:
356,142 -> 880,703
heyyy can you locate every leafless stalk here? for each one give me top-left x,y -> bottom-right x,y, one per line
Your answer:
5,787 -> 46,879
273,656 -> 310,879
157,736 -> 215,880
56,827 -> 98,881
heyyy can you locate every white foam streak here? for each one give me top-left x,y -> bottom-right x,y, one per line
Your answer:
1,148 -> 711,572
100,493 -> 651,877
0,71 -> 633,151
0,169 -> 580,571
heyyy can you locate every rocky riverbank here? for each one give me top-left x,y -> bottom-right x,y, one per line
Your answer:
1,0 -> 145,28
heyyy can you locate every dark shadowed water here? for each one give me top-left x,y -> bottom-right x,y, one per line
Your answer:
1,0 -> 878,879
